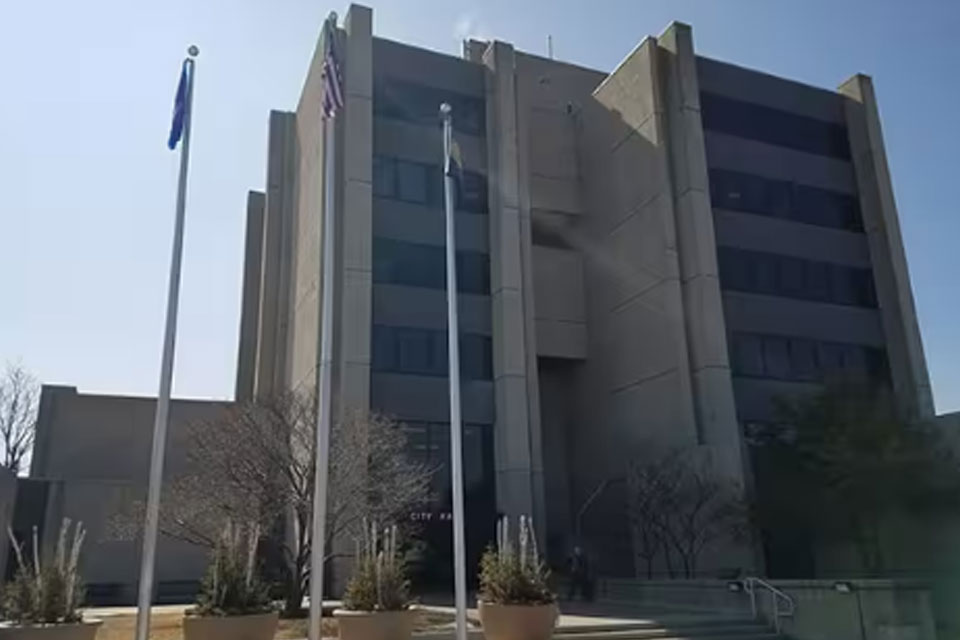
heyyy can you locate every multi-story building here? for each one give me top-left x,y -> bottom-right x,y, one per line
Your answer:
237,4 -> 932,577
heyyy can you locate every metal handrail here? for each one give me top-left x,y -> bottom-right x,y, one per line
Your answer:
744,577 -> 795,634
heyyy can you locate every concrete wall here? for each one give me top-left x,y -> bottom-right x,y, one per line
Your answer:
532,246 -> 586,359
838,74 -> 934,418
254,111 -> 297,400
481,41 -> 545,529
0,467 -> 16,579
28,385 -> 230,601
235,190 -> 265,401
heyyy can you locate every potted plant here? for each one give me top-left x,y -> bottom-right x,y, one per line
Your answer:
1,519 -> 100,640
334,521 -> 417,640
182,522 -> 278,640
477,516 -> 557,640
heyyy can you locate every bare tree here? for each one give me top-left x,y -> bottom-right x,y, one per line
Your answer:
626,455 -> 674,578
0,363 -> 39,475
626,448 -> 745,578
109,391 -> 431,614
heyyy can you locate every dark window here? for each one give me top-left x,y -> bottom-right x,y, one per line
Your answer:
374,237 -> 444,290
709,168 -> 863,232
373,156 -> 396,198
456,252 -> 491,297
805,261 -> 831,301
789,338 -> 819,381
373,155 -> 487,214
732,334 -> 765,377
396,160 -> 432,205
731,331 -> 887,384
794,184 -> 862,232
716,246 -> 877,308
372,325 -> 492,380
763,336 -> 791,379
374,78 -> 485,136
460,333 -> 494,381
399,421 -> 492,504
778,256 -> 805,296
373,237 -> 490,295
458,170 -> 488,214
700,92 -> 851,160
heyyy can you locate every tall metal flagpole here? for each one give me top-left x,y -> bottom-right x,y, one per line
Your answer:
440,103 -> 469,640
135,45 -> 198,640
308,65 -> 338,640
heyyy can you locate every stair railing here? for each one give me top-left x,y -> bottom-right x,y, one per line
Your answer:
744,576 -> 795,634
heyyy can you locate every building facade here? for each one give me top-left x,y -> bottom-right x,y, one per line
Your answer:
27,386 -> 229,602
237,5 -> 932,576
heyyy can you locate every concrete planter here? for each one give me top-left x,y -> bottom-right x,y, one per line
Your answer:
478,601 -> 558,640
333,608 -> 417,640
182,611 -> 278,640
0,621 -> 101,640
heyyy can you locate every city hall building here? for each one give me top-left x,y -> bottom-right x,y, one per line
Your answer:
26,3 -> 933,600
235,4 -> 932,577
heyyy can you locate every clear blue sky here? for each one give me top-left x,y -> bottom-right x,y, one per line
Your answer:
1,0 -> 958,413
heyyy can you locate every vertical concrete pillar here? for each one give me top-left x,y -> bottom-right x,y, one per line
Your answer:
658,23 -> 744,475
235,191 -> 265,402
482,41 -> 546,529
336,4 -> 374,420
255,111 -> 297,400
838,75 -> 934,417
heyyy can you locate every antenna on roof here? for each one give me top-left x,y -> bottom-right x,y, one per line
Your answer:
547,34 -> 553,60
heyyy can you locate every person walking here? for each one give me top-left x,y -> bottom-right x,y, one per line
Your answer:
566,546 -> 592,601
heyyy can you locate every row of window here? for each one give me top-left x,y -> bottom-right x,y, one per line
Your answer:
373,155 -> 488,214
374,77 -> 486,136
700,91 -> 851,160
373,237 -> 490,295
399,420 -> 493,502
730,332 -> 888,383
709,168 -> 862,232
717,246 -> 877,308
372,324 -> 493,380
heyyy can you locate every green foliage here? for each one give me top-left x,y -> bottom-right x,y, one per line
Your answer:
4,520 -> 85,625
750,381 -> 960,572
479,516 -> 554,606
193,522 -> 272,617
343,521 -> 410,612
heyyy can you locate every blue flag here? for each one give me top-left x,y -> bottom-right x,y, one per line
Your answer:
167,61 -> 188,150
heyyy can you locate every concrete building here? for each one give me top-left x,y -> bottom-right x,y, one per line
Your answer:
25,386 -> 229,603
237,4 -> 932,578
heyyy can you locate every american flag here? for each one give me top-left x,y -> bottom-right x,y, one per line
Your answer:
321,14 -> 344,119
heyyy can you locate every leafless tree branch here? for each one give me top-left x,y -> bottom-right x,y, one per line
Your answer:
0,363 -> 39,475
108,391 -> 431,613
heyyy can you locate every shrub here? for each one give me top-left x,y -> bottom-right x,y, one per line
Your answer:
342,521 -> 410,612
5,520 -> 86,625
193,522 -> 272,617
479,516 -> 554,606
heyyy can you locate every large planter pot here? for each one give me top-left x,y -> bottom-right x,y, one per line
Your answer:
0,621 -> 102,640
478,601 -> 558,640
333,608 -> 417,640
182,611 -> 278,640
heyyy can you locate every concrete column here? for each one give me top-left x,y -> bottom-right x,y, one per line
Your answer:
657,23 -> 744,475
482,41 -> 546,528
255,111 -> 297,400
336,4 -> 374,420
838,75 -> 934,417
235,191 -> 265,402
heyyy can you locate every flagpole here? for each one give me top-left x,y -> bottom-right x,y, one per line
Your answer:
440,102 -> 468,640
308,65 -> 337,640
135,45 -> 198,640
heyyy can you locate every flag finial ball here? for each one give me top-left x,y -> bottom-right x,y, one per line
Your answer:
187,45 -> 200,57
440,103 -> 452,117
